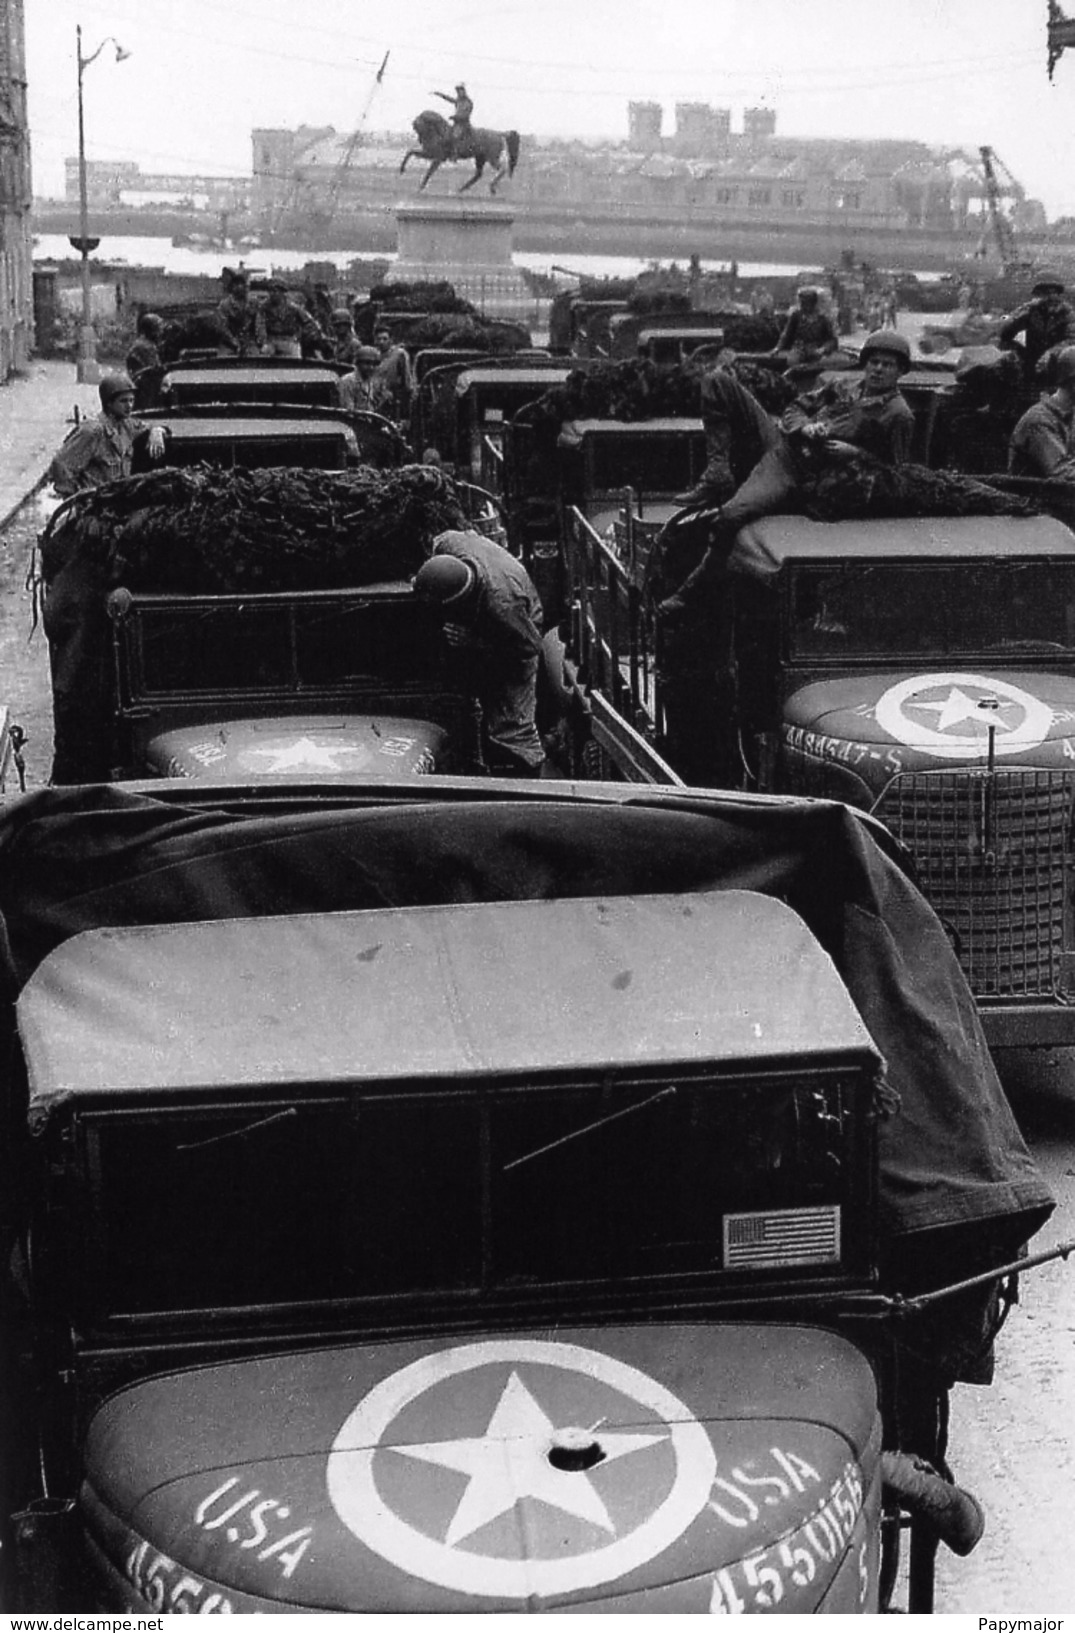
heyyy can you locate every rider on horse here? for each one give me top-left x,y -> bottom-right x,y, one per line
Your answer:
434,83 -> 474,156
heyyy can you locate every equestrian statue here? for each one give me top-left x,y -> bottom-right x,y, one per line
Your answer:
400,83 -> 521,195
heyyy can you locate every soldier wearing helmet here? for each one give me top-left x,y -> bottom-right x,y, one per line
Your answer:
413,529 -> 545,776
998,269 -> 1075,379
665,331 -> 914,610
329,307 -> 363,368
339,345 -> 383,412
1008,345 -> 1075,479
774,285 -> 839,371
49,373 -> 166,497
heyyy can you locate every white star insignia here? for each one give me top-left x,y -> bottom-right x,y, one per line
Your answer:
390,1370 -> 664,1548
243,736 -> 368,773
907,688 -> 1018,734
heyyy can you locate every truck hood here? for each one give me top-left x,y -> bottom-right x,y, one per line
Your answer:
784,669 -> 1075,774
144,714 -> 448,780
82,1325 -> 879,1613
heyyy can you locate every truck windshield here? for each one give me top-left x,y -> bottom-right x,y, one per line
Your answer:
586,433 -> 703,495
80,1071 -> 862,1324
790,560 -> 1075,660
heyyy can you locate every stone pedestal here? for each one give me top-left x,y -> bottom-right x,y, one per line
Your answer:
388,198 -> 527,302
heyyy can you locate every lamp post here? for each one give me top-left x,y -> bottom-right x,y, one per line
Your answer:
74,26 -> 130,384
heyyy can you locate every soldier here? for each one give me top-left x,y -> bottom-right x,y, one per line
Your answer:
433,82 -> 474,153
329,307 -> 363,367
261,279 -> 328,358
1008,344 -> 1075,478
774,286 -> 839,371
50,374 -> 166,497
666,331 -> 915,607
413,530 -> 545,777
338,346 -> 382,412
216,270 -> 266,357
371,325 -> 414,421
999,270 -> 1075,380
125,312 -> 165,408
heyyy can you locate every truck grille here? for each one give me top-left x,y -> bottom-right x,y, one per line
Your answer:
874,769 -> 1072,999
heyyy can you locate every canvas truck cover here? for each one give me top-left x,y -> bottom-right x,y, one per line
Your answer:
729,513 -> 1075,582
0,783 -> 1053,1252
17,891 -> 878,1105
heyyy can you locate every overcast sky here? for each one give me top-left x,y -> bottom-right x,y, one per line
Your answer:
25,0 -> 1075,218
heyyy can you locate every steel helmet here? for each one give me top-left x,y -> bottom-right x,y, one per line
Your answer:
331,307 -> 354,326
1054,346 -> 1075,386
1032,268 -> 1066,296
355,345 -> 381,365
99,373 -> 135,407
413,555 -> 476,604
797,285 -> 821,305
860,330 -> 912,372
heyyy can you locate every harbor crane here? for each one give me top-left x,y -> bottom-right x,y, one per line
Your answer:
978,146 -> 1027,275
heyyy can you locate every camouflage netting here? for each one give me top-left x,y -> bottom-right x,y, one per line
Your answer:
365,281 -> 475,315
516,359 -> 702,430
801,451 -> 1038,522
403,314 -> 533,352
514,356 -> 796,434
39,464 -> 467,596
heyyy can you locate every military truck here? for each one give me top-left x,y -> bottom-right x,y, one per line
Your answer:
36,465 -> 484,787
0,775 -> 1053,1612
563,494 -> 1075,1049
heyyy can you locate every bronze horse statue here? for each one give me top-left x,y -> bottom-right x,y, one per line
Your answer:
400,110 -> 521,195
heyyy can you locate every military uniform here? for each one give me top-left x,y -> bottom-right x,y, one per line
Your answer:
430,530 -> 545,775
1008,392 -> 1075,478
50,412 -> 138,497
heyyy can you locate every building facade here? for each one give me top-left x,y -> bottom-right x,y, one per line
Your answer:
0,0 -> 32,378
248,104 -> 1035,244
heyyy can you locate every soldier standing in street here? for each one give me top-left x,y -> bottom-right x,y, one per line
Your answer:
49,374 -> 165,497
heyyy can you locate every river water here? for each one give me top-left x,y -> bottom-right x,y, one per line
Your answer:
33,231 -> 842,286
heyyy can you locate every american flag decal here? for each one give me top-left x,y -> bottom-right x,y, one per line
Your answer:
723,1206 -> 841,1269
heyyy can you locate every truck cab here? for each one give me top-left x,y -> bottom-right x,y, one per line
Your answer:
726,512 -> 1075,1045
106,578 -> 469,781
159,358 -> 350,411
1,777 -> 1052,1612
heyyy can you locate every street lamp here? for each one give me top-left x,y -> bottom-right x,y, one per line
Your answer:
74,26 -> 130,384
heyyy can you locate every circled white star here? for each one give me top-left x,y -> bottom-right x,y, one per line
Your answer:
326,1337 -> 718,1600
906,687 -> 1018,734
392,1369 -> 663,1545
874,672 -> 1054,761
240,736 -> 372,774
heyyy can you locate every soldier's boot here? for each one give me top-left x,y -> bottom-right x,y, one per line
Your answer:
674,423 -> 735,507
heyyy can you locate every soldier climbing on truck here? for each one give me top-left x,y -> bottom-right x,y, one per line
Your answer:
663,330 -> 915,608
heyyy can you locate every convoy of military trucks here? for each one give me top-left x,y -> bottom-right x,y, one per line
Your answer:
0,273 -> 1071,1614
